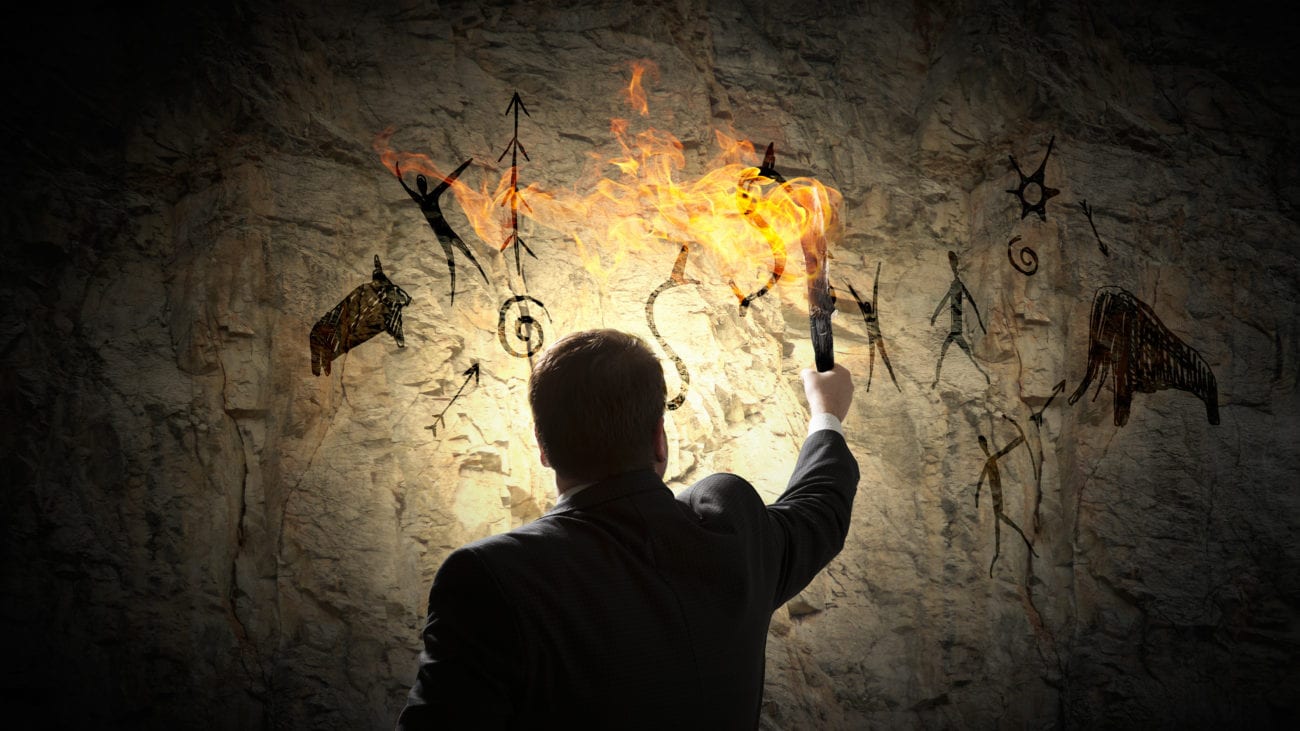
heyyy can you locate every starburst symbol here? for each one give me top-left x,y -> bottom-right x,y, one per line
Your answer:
1007,135 -> 1060,221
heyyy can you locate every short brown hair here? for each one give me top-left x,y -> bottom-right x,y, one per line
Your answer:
529,329 -> 666,481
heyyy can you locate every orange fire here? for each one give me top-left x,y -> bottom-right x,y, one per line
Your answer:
623,60 -> 655,117
375,62 -> 841,305
372,126 -> 502,234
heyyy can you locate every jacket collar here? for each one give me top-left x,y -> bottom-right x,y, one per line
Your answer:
547,468 -> 667,515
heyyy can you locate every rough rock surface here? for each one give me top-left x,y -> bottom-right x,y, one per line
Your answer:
3,1 -> 1298,728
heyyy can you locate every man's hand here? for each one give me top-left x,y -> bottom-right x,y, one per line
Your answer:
801,364 -> 853,423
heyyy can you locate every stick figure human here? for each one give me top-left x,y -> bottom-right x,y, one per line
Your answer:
975,426 -> 1038,576
847,262 -> 900,392
931,251 -> 988,388
396,158 -> 488,304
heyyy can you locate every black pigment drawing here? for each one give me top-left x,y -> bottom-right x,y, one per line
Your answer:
931,251 -> 989,388
975,419 -> 1039,577
1079,200 -> 1110,256
428,363 -> 480,435
396,158 -> 488,304
730,142 -> 787,316
1007,235 -> 1038,275
646,243 -> 701,410
1028,380 -> 1065,481
495,91 -> 544,360
1068,287 -> 1220,426
1029,379 -> 1065,428
310,255 -> 412,376
1004,413 -> 1038,490
498,92 -> 537,280
847,262 -> 900,392
1007,135 -> 1060,221
498,295 -> 551,359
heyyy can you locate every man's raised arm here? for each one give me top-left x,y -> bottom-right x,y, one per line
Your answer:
767,364 -> 860,608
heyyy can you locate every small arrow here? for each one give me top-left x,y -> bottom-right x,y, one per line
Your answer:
427,363 -> 481,436
1080,200 -> 1109,256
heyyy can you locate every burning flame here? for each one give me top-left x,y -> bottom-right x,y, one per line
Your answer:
623,60 -> 655,117
375,63 -> 841,304
372,126 -> 501,231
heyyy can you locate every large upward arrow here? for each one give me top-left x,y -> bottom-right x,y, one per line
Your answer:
498,91 -> 536,282
495,91 -> 541,364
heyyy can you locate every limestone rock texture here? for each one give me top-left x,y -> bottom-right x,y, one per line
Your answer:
3,1 -> 1298,728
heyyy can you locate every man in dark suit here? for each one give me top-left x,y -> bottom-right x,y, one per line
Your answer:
397,329 -> 859,729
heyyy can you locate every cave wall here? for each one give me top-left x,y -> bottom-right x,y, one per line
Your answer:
3,1 -> 1298,728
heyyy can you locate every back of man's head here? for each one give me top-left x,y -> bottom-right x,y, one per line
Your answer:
529,329 -> 666,482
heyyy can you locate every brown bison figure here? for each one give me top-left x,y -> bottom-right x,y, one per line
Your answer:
310,255 -> 412,376
1069,287 -> 1219,426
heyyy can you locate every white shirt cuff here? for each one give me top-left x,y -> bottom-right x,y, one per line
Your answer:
807,412 -> 843,436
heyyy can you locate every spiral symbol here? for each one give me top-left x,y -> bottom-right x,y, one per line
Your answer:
1008,235 -> 1039,275
497,295 -> 550,358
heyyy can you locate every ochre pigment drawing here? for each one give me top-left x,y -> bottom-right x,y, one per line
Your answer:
1068,287 -> 1220,426
310,255 -> 412,376
645,243 -> 700,410
975,420 -> 1039,576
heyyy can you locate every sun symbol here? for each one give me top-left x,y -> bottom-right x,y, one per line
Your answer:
1007,135 -> 1060,221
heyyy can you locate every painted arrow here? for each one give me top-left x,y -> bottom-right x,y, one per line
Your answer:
426,362 -> 480,436
498,91 -> 537,282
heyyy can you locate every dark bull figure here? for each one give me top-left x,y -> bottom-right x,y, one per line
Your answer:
1068,286 -> 1219,426
310,255 -> 413,376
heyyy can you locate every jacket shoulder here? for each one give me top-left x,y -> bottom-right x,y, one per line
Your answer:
677,472 -> 767,526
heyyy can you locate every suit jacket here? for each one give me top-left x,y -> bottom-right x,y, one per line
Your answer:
396,428 -> 858,730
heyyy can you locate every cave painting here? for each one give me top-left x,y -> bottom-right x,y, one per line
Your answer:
646,243 -> 700,410
495,91 -> 545,360
1079,199 -> 1110,256
1007,135 -> 1060,221
729,142 -> 787,316
1068,286 -> 1220,426
498,91 -> 537,281
975,419 -> 1039,577
1007,235 -> 1039,275
309,255 -> 412,376
428,363 -> 480,436
498,295 -> 551,359
846,262 -> 900,392
1028,379 -> 1066,489
396,158 -> 488,304
931,251 -> 989,388
1029,379 -> 1065,428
